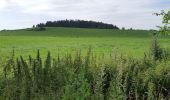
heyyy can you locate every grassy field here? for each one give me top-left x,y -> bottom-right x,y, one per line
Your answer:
0,27 -> 170,58
1,27 -> 170,100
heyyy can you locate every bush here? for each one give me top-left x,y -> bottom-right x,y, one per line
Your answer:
34,27 -> 46,31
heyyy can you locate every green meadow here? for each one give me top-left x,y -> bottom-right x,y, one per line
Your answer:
1,27 -> 170,100
0,27 -> 169,58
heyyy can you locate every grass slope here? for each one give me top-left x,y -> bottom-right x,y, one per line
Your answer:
0,27 -> 169,58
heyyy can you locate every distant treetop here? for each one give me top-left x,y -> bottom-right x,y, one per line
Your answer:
36,20 -> 119,29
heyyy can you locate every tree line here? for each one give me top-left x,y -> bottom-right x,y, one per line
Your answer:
36,20 -> 119,29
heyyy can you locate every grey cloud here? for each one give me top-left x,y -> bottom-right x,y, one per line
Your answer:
0,0 -> 169,30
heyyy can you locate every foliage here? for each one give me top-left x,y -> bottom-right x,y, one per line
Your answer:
36,20 -> 119,29
155,10 -> 170,35
31,25 -> 46,31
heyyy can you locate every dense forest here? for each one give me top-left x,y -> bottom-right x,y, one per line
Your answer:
36,20 -> 119,29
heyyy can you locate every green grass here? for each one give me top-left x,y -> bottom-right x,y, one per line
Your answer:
0,27 -> 169,58
1,27 -> 170,99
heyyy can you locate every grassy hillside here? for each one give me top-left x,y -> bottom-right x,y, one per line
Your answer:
0,27 -> 150,37
0,27 -> 169,58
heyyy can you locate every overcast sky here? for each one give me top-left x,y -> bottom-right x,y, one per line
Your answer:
0,0 -> 170,30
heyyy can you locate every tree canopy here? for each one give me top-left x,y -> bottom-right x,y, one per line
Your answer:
155,10 -> 170,35
36,20 -> 119,29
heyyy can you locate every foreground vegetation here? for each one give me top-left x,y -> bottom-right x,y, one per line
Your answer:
0,35 -> 170,100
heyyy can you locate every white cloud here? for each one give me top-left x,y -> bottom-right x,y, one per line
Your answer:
0,0 -> 169,30
0,0 -> 8,9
